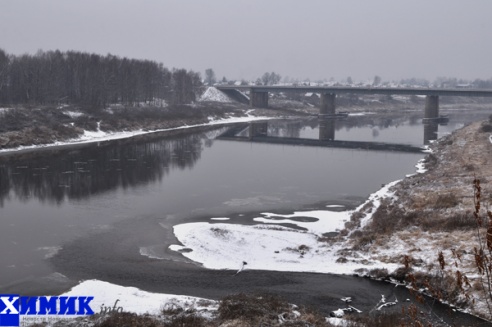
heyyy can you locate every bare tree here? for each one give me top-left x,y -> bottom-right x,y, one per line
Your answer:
373,75 -> 382,86
260,72 -> 281,86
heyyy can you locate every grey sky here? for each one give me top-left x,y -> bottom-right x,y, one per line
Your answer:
1,0 -> 491,82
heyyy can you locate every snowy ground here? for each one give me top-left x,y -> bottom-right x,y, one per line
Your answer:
199,87 -> 232,102
20,280 -> 218,326
62,280 -> 218,316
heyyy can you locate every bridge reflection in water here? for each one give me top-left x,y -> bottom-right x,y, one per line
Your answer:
219,119 -> 443,152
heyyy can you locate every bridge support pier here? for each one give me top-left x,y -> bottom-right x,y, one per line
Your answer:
250,90 -> 269,108
320,93 -> 336,115
424,95 -> 439,119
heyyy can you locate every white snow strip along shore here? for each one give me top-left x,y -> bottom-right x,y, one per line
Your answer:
0,112 -> 273,154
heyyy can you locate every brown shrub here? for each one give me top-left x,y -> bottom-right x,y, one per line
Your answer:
434,193 -> 459,209
368,268 -> 389,279
351,232 -> 376,251
480,123 -> 492,133
218,293 -> 289,324
344,312 -> 403,327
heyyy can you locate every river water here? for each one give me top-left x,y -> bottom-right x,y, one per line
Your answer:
0,109 -> 491,323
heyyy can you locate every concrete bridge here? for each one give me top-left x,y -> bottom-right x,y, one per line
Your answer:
216,85 -> 492,119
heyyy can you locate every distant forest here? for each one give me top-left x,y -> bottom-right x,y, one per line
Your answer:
0,49 -> 202,109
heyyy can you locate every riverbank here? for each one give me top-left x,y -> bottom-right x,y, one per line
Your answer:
342,117 -> 492,320
0,102 -> 299,152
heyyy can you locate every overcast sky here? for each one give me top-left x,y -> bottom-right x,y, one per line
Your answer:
1,0 -> 491,82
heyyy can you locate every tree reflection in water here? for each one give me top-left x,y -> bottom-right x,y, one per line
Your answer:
0,132 -> 209,206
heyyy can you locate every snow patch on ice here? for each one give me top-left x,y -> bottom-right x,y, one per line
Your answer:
37,246 -> 62,259
170,180 -> 404,275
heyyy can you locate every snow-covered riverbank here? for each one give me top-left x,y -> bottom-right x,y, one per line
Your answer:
0,111 -> 273,155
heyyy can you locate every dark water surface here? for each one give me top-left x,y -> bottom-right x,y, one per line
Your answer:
1,109 -> 491,324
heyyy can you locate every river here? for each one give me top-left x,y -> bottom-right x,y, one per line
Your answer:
0,109 -> 491,325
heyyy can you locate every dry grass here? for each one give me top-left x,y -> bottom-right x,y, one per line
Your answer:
218,293 -> 333,327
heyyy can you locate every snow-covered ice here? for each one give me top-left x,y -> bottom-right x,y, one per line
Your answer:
255,210 -> 349,235
169,180 -> 404,275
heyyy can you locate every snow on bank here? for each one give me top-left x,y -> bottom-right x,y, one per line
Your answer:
61,280 -> 217,315
199,87 -> 231,102
0,112 -> 273,154
20,280 -> 217,325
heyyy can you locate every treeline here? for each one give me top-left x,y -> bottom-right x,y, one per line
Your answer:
0,49 -> 202,109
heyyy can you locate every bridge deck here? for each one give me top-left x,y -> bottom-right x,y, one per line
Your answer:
216,85 -> 492,97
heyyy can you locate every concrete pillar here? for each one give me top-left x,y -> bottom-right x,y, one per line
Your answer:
320,93 -> 336,115
319,119 -> 335,141
249,121 -> 268,139
250,90 -> 269,108
423,123 -> 438,145
424,95 -> 439,119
